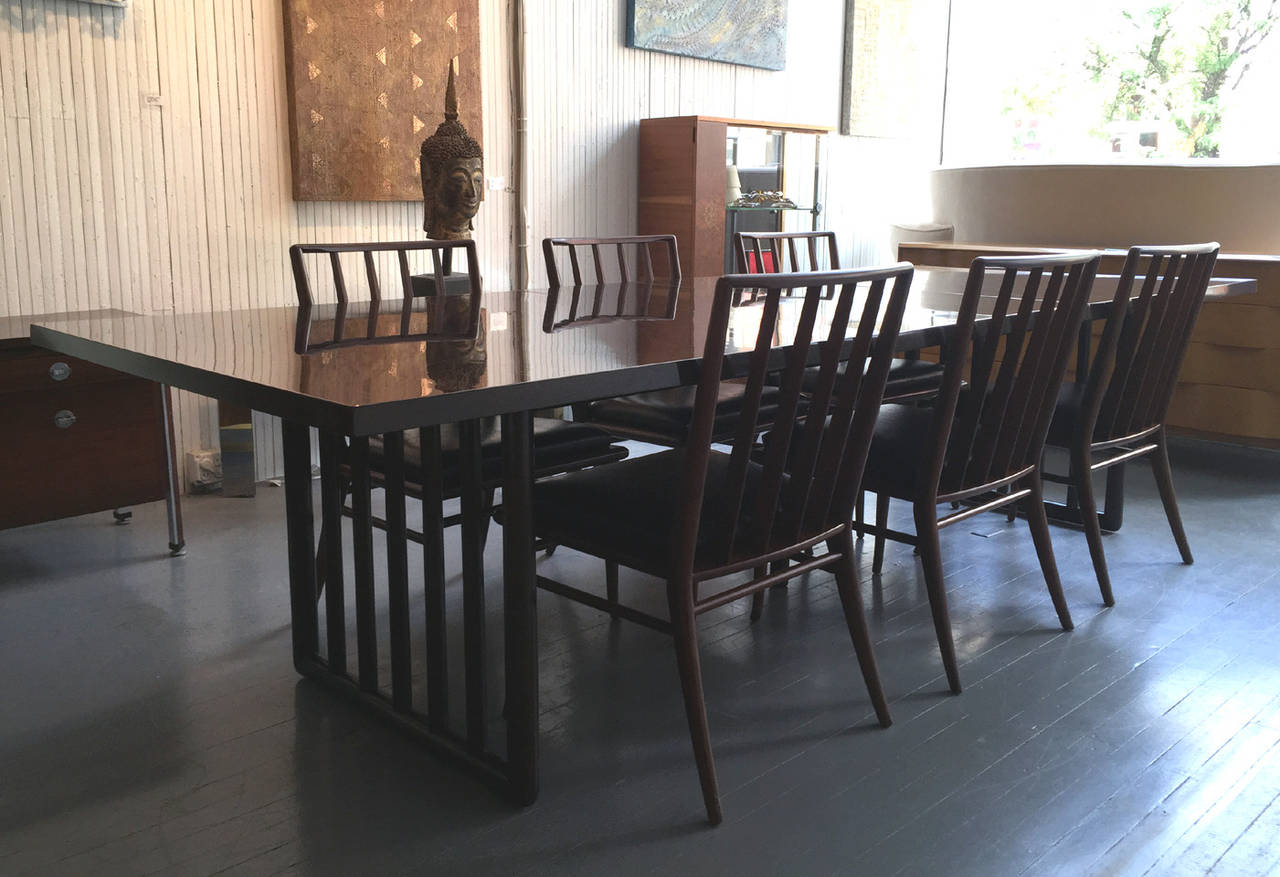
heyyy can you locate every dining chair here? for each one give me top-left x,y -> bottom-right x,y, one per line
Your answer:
734,230 -> 945,403
1041,243 -> 1219,606
862,251 -> 1102,694
733,229 -> 944,540
543,234 -> 680,286
545,234 -> 793,446
524,263 -> 913,824
289,240 -> 628,592
734,229 -> 839,275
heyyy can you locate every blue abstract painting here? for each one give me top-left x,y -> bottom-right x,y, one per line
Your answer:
627,0 -> 789,71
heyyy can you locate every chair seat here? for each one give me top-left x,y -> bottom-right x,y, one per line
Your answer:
528,449 -> 774,578
583,381 -> 789,444
801,357 -> 944,400
884,358 -> 946,398
861,402 -> 936,498
370,417 -> 624,492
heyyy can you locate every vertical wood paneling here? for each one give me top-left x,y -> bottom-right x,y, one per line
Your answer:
2,0 -> 939,485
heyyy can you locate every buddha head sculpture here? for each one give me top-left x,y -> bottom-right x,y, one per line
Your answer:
420,64 -> 484,240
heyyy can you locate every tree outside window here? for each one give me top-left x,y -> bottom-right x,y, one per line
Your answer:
943,0 -> 1280,163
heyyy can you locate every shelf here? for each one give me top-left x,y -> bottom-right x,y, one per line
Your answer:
726,205 -> 814,212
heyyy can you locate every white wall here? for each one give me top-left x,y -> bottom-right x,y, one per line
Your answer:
932,164 -> 1280,254
1,0 -> 511,481
1,0 -> 943,481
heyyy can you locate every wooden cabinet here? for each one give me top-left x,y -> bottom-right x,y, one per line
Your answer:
637,115 -> 831,278
0,332 -> 182,538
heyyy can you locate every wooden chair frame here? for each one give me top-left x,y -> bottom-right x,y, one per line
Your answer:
532,264 -> 915,823
865,252 -> 1102,694
289,239 -> 482,351
542,234 -> 681,287
1042,243 -> 1219,605
734,229 -> 840,275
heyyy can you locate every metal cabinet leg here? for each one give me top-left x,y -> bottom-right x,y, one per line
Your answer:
159,384 -> 186,556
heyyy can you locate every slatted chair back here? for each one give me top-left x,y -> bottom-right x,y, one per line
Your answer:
289,240 -> 481,352
931,252 -> 1101,498
1084,243 -> 1219,444
542,235 -> 681,288
676,264 -> 913,577
734,230 -> 840,275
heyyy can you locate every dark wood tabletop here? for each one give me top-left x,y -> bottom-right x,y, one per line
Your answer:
27,270 -> 1254,436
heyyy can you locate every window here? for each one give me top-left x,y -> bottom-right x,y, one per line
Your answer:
941,0 -> 1280,164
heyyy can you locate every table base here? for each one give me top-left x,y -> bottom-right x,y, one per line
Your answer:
281,414 -> 538,806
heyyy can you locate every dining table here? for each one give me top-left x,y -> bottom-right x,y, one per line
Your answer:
26,266 -> 1256,808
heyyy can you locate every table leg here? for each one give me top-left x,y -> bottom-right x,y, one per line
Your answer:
283,419 -> 319,672
1099,463 -> 1125,532
501,410 -> 539,805
1042,461 -> 1127,532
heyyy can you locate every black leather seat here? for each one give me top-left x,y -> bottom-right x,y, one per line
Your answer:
581,381 -> 794,445
369,417 -> 626,492
801,357 -> 944,402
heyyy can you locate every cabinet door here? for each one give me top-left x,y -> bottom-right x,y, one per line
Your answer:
0,378 -> 169,529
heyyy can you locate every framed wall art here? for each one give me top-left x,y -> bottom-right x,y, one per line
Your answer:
282,0 -> 483,201
626,0 -> 789,71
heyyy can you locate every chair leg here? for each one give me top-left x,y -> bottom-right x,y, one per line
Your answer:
750,566 -> 766,622
1151,429 -> 1194,564
854,488 -> 866,539
1070,445 -> 1115,607
314,524 -> 328,600
872,492 -> 890,574
314,481 -> 348,600
668,585 -> 722,825
915,503 -> 961,694
1023,473 -> 1074,632
830,530 -> 892,727
606,559 -> 620,619
479,488 -> 496,552
769,558 -> 789,590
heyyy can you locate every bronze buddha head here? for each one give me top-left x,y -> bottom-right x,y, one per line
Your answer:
420,65 -> 484,241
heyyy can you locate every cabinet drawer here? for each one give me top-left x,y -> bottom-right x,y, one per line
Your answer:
0,346 -> 129,395
0,378 -> 169,529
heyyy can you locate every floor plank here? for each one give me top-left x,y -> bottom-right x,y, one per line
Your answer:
1,437 -> 1278,875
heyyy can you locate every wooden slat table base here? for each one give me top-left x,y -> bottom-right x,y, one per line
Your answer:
280,416 -> 539,805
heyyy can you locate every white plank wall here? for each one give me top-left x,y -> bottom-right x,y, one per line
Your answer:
1,0 -> 941,486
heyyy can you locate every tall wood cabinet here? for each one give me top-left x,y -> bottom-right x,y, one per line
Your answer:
636,115 -> 831,277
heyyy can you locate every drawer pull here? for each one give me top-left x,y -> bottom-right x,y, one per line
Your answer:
54,409 -> 77,429
49,361 -> 72,381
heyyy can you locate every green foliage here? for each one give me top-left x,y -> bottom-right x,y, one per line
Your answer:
1085,0 -> 1278,157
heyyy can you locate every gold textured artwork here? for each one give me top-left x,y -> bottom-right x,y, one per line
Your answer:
282,0 -> 482,201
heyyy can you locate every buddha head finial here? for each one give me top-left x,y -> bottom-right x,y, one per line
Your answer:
420,63 -> 484,240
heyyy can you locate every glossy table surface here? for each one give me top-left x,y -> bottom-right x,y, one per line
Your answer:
27,269 -> 1255,436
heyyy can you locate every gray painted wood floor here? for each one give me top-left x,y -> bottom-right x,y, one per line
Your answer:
2,438 -> 1279,876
